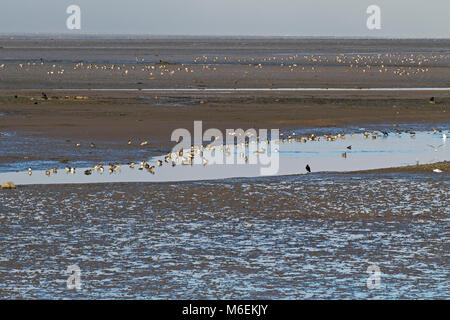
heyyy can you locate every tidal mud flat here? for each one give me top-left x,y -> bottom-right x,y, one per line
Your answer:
0,37 -> 449,299
0,37 -> 449,171
0,174 -> 448,299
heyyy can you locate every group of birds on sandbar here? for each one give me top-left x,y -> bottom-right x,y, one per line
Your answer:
23,128 -> 447,178
2,52 -> 448,84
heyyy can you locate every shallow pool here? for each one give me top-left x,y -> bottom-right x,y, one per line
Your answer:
1,130 -> 448,185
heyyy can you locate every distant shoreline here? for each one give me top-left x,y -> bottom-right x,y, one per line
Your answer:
1,34 -> 450,40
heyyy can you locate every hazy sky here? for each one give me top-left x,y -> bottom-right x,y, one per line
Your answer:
0,0 -> 449,37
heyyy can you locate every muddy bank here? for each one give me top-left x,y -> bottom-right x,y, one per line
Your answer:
0,174 -> 448,298
349,161 -> 449,174
1,37 -> 449,89
0,37 -> 448,170
0,89 -> 448,171
0,89 -> 448,142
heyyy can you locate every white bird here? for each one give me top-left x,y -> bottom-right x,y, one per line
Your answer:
443,133 -> 447,141
433,169 -> 443,173
427,144 -> 443,152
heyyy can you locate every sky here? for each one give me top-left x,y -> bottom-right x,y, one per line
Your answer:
0,0 -> 449,38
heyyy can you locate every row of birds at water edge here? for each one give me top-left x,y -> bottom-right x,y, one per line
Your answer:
25,129 -> 447,177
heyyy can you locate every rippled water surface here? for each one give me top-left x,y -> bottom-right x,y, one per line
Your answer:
0,174 -> 448,299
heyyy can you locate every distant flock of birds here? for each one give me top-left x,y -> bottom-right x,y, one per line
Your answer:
1,52 -> 448,82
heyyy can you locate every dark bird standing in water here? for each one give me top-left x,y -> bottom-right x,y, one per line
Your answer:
41,92 -> 48,100
305,164 -> 311,173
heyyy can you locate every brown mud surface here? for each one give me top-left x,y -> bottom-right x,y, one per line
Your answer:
348,161 -> 449,174
0,89 -> 448,144
0,37 -> 448,167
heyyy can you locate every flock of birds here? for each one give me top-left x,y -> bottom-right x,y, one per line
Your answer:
23,128 -> 447,178
2,52 -> 447,178
1,52 -> 448,81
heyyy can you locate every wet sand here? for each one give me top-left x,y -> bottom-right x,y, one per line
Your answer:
0,89 -> 449,166
0,173 -> 448,299
0,37 -> 449,299
0,89 -> 448,171
0,37 -> 449,168
352,161 -> 449,173
1,37 -> 450,89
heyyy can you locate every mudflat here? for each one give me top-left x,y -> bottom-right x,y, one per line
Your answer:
0,37 -> 449,168
1,37 -> 450,89
0,37 -> 449,299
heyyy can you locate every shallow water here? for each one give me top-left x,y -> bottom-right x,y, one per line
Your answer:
1,131 -> 448,186
0,131 -> 162,174
0,174 -> 448,299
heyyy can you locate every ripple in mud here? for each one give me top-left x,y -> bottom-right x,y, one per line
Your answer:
0,174 -> 448,299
